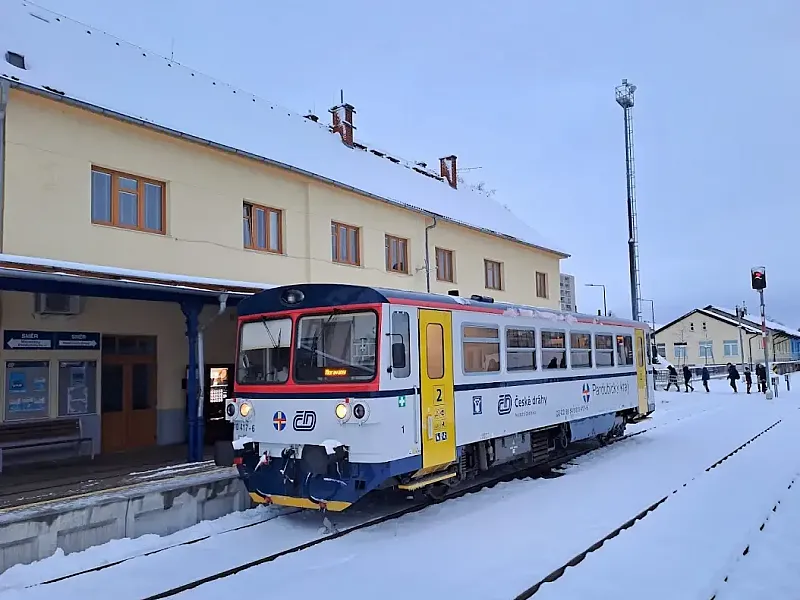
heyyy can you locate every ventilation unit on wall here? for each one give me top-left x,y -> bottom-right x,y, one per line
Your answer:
34,293 -> 82,316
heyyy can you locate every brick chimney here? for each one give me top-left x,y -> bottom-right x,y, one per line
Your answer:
440,155 -> 457,189
330,103 -> 356,147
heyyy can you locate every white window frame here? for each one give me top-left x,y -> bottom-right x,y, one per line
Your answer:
723,340 -> 739,357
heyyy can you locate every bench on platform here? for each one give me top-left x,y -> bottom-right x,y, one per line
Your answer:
0,417 -> 94,473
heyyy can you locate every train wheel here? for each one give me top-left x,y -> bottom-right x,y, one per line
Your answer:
424,483 -> 450,502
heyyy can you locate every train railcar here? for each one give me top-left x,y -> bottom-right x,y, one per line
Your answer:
215,283 -> 655,511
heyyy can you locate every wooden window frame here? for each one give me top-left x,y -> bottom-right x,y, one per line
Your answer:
435,247 -> 455,283
243,202 -> 284,254
484,259 -> 503,291
91,166 -> 166,234
331,221 -> 361,266
535,271 -> 548,299
385,234 -> 409,274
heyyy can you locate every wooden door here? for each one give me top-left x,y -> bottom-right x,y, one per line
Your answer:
101,335 -> 157,453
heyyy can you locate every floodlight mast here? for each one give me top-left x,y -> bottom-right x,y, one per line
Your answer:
616,79 -> 642,322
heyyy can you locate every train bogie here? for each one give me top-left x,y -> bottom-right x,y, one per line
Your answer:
216,283 -> 655,511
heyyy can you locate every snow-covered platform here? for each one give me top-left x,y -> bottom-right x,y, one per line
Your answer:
0,450 -> 248,573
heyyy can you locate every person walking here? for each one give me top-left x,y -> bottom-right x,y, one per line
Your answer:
744,366 -> 753,394
727,362 -> 740,393
683,365 -> 694,392
756,363 -> 767,393
701,366 -> 710,392
665,365 -> 680,391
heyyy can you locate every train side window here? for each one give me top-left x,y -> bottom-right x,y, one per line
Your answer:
462,324 -> 501,374
541,331 -> 567,369
595,334 -> 615,367
425,323 -> 445,379
506,327 -> 536,372
616,335 -> 634,366
570,332 -> 592,368
390,311 -> 411,378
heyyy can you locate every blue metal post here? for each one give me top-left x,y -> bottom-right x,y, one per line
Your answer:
182,301 -> 202,462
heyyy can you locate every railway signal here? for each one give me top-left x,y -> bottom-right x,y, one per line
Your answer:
750,266 -> 772,399
751,267 -> 766,291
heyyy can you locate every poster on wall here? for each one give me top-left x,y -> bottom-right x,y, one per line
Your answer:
5,361 -> 50,420
58,361 -> 97,417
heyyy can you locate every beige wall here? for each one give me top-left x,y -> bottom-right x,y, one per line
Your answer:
656,312 -> 765,366
0,291 -> 236,426
3,90 -> 561,308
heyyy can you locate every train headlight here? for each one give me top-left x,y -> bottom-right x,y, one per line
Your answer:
226,403 -> 236,417
335,403 -> 350,421
239,402 -> 253,418
353,403 -> 366,419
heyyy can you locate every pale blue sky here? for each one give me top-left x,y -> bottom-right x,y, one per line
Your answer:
38,0 -> 800,325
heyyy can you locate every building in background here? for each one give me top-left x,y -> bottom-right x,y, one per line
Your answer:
0,1 -> 568,458
560,273 -> 577,312
654,305 -> 800,367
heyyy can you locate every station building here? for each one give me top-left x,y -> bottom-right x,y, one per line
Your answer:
0,1 -> 568,463
654,305 -> 800,368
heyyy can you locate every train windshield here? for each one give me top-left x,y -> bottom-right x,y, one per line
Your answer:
294,310 -> 377,383
237,317 -> 292,385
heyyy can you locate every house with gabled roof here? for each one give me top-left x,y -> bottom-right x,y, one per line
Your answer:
654,305 -> 800,367
0,1 -> 568,457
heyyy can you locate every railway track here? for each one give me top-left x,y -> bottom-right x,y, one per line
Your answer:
512,419 -> 783,600
19,426 -> 650,598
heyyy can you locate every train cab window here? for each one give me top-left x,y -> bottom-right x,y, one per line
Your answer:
426,323 -> 445,379
570,332 -> 592,368
595,334 -> 615,367
390,311 -> 411,379
294,311 -> 377,383
238,317 -> 292,384
462,325 -> 501,374
541,331 -> 567,369
616,335 -> 634,366
506,327 -> 536,372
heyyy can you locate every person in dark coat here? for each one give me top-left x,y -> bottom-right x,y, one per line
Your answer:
756,364 -> 767,393
727,362 -> 740,393
701,366 -> 710,392
682,365 -> 694,392
664,365 -> 680,391
744,366 -> 753,394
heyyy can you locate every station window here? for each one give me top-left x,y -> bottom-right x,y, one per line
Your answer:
385,235 -> 409,274
243,202 -> 283,254
484,260 -> 503,291
617,335 -> 634,366
426,323 -> 445,379
91,167 -> 165,234
570,332 -> 592,368
462,325 -> 501,373
595,334 -> 615,367
541,331 -> 567,369
506,327 -> 536,372
436,248 -> 455,283
331,221 -> 361,266
390,311 -> 411,379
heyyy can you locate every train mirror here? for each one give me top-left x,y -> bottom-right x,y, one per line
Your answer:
391,342 -> 406,369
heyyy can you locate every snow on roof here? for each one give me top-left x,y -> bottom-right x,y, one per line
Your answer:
0,253 -> 272,293
0,1 -> 568,258
707,306 -> 800,339
655,308 -> 761,335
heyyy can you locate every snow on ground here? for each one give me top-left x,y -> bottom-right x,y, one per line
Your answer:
532,406 -> 800,599
715,472 -> 800,599
2,377 -> 797,599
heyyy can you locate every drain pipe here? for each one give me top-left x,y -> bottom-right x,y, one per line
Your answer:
197,293 -> 229,420
0,80 -> 10,253
424,216 -> 438,292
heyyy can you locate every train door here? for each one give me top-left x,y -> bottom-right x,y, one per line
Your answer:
418,309 -> 456,470
634,329 -> 649,414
